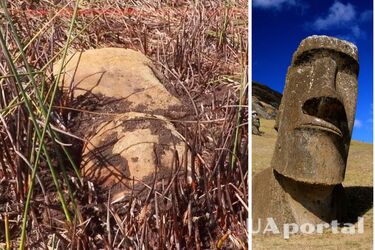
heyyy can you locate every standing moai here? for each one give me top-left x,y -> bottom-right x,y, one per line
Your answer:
252,35 -> 359,231
252,111 -> 262,135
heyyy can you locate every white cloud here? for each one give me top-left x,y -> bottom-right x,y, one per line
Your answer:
354,119 -> 362,128
313,2 -> 355,30
310,1 -> 371,42
253,0 -> 296,9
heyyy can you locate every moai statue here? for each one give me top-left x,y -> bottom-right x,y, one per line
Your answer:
252,35 -> 359,232
252,111 -> 262,135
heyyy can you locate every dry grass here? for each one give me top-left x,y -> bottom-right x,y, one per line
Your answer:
0,0 -> 248,248
252,118 -> 373,250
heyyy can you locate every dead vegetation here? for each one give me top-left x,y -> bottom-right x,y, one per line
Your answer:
0,0 -> 248,249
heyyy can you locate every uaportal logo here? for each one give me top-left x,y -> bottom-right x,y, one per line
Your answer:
252,217 -> 364,239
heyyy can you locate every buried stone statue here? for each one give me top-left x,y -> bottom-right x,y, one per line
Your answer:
54,48 -> 190,203
252,35 -> 359,232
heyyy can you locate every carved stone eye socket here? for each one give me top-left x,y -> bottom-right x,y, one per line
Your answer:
339,61 -> 359,76
293,50 -> 359,76
302,97 -> 349,135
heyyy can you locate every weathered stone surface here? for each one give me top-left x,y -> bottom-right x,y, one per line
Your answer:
53,48 -> 186,118
54,48 -> 191,203
81,112 -> 188,203
253,168 -> 346,232
273,35 -> 358,184
253,35 -> 359,232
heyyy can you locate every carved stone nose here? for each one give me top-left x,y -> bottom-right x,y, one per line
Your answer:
312,57 -> 338,93
300,58 -> 348,137
302,96 -> 348,135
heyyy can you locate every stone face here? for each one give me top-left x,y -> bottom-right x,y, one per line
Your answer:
272,35 -> 359,185
253,36 -> 358,232
53,48 -> 186,118
81,112 -> 188,203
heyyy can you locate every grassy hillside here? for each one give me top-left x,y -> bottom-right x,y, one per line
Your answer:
252,81 -> 281,120
253,119 -> 373,250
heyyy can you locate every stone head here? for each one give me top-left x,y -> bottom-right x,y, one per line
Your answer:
271,35 -> 359,185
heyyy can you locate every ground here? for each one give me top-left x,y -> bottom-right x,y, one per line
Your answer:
252,118 -> 373,250
0,1 -> 248,248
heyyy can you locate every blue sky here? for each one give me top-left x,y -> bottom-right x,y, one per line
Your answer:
252,0 -> 373,143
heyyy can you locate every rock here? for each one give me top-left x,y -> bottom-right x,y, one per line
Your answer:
53,48 -> 192,203
81,112 -> 189,203
53,48 -> 186,118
